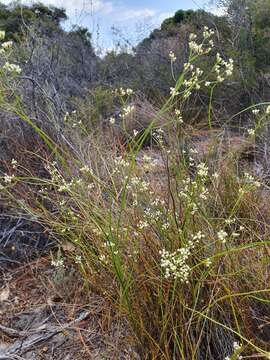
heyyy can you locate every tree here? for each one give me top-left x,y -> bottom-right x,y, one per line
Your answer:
0,2 -> 67,40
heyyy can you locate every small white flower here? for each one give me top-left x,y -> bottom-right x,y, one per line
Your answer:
11,159 -> 18,168
120,104 -> 135,118
233,341 -> 241,350
189,33 -> 197,41
4,174 -> 15,183
51,258 -> 65,268
109,117 -> 115,124
217,75 -> 224,83
205,258 -> 212,267
126,88 -> 133,95
1,41 -> 13,50
3,62 -> 21,74
217,229 -> 228,243
247,128 -> 255,136
169,50 -> 176,62
197,162 -> 208,178
170,87 -> 179,97
252,109 -> 260,115
75,255 -> 82,264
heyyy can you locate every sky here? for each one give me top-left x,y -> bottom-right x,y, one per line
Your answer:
2,0 -> 215,51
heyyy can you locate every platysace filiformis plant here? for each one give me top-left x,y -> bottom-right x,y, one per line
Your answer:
1,24 -> 270,360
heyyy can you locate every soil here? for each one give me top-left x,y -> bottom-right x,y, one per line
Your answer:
0,257 -> 139,359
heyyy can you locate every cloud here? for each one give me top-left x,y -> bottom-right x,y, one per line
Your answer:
56,0 -> 114,15
117,8 -> 156,21
209,6 -> 227,16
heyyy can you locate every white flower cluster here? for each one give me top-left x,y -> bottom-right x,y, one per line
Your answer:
63,110 -> 81,128
214,53 -> 234,83
217,229 -> 228,243
197,162 -> 209,178
138,220 -> 149,230
3,62 -> 21,75
183,67 -> 204,91
160,231 -> 205,282
174,109 -> 183,124
3,173 -> 15,183
247,128 -> 255,136
0,31 -> 21,75
113,156 -> 130,174
170,86 -> 180,97
224,341 -> 242,360
114,87 -> 133,96
51,257 -> 65,268
144,206 -> 163,221
75,255 -> 82,264
243,172 -> 260,188
153,128 -> 165,145
2,41 -> 13,50
188,27 -> 215,55
160,247 -> 191,282
252,108 -> 260,115
120,104 -> 135,118
169,50 -> 176,62
80,165 -> 94,175
46,162 -> 83,193
11,159 -> 18,169
127,175 -> 150,192
179,176 -> 209,215
203,26 -> 215,39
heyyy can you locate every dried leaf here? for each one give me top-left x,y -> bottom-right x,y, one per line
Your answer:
0,287 -> 10,302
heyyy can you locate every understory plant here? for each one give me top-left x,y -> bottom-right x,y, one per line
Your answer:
1,28 -> 270,360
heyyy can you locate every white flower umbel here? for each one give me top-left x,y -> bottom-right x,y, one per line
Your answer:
252,109 -> 260,115
160,247 -> 191,282
197,162 -> 209,178
217,229 -> 228,244
120,104 -> 135,118
3,62 -> 22,75
115,87 -> 133,96
169,50 -> 176,62
1,41 -> 13,50
203,26 -> 215,39
247,128 -> 255,136
4,174 -> 15,183
170,87 -> 180,97
51,258 -> 65,268
109,117 -> 115,124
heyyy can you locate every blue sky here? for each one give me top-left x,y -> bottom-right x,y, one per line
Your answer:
62,0 -> 210,51
3,0 -> 212,50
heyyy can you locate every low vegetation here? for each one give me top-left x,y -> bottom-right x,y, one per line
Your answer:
0,1 -> 270,359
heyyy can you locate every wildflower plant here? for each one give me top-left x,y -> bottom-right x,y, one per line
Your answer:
1,26 -> 270,360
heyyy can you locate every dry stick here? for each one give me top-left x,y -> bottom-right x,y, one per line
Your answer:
0,310 -> 90,357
